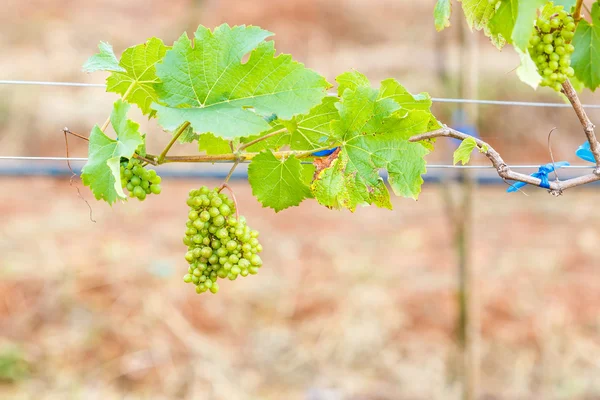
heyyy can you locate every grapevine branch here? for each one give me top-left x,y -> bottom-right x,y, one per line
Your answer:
410,78 -> 600,193
152,145 -> 332,164
561,80 -> 600,172
409,126 -> 600,193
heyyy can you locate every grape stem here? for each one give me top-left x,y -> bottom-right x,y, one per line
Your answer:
222,160 -> 240,185
157,121 -> 191,164
156,145 -> 332,164
410,125 -> 600,193
237,127 -> 287,151
574,0 -> 585,22
217,183 -> 239,219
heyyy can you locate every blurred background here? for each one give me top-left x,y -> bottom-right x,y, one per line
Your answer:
1,0 -> 600,399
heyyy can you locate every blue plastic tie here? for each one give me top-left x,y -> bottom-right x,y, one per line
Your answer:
507,161 -> 569,192
576,141 -> 595,163
311,147 -> 339,157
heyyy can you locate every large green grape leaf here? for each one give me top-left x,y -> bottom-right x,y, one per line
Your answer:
248,151 -> 314,212
434,0 -> 452,31
82,42 -> 125,73
572,2 -> 600,91
152,24 -> 331,139
105,38 -> 169,116
81,100 -> 144,204
311,84 -> 431,211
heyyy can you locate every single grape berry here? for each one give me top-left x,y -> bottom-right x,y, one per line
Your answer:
182,186 -> 264,294
120,157 -> 162,201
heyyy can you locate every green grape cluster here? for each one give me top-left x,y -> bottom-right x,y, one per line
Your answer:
529,10 -> 577,91
182,186 -> 263,294
120,157 -> 162,201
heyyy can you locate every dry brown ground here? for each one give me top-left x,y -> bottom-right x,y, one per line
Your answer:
1,179 -> 600,399
2,0 -> 600,399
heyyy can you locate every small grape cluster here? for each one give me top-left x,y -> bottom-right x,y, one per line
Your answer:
120,157 -> 162,201
182,186 -> 263,294
529,10 -> 576,91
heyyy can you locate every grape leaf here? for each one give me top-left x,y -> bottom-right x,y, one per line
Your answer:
459,0 -> 497,30
337,70 -> 371,95
81,100 -> 144,204
152,24 -> 331,139
311,84 -> 431,211
453,137 -> 478,165
242,125 -> 289,152
82,42 -> 125,73
378,79 -> 433,111
104,37 -> 169,116
459,0 -> 504,47
572,2 -> 600,91
516,47 -> 542,89
171,123 -> 199,143
282,96 -> 339,150
248,151 -> 314,212
512,0 -> 545,51
199,133 -> 232,155
434,0 -> 452,31
489,0 -> 517,45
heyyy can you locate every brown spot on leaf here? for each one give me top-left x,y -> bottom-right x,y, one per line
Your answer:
312,147 -> 341,180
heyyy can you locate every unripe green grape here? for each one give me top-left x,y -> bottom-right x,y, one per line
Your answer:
216,268 -> 227,277
543,34 -> 554,44
550,18 -> 560,29
216,247 -> 228,257
150,184 -> 162,195
249,267 -> 259,275
536,43 -> 546,53
213,215 -> 225,227
553,82 -> 562,91
556,46 -> 566,55
566,44 -> 575,53
134,186 -> 146,200
183,274 -> 192,283
549,60 -> 559,70
544,44 -> 554,54
540,22 -> 551,33
126,182 -> 134,192
191,275 -> 200,284
124,169 -> 133,178
208,226 -> 218,234
566,67 -> 575,77
240,269 -> 249,277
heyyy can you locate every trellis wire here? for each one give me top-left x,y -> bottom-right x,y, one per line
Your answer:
0,156 -> 594,169
1,80 -> 600,109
